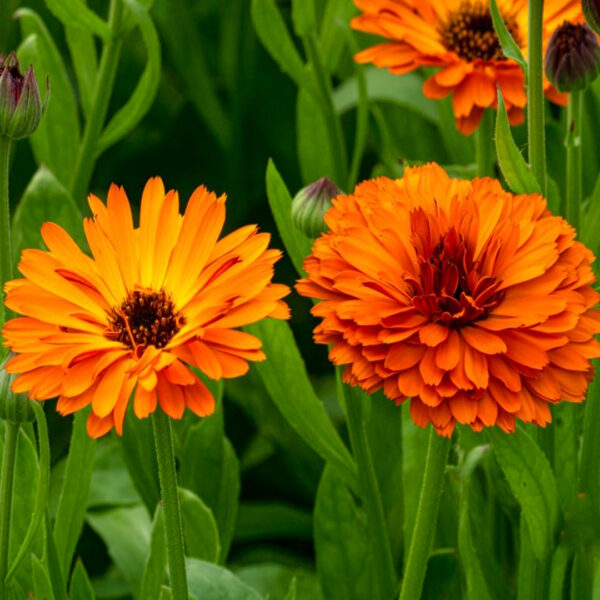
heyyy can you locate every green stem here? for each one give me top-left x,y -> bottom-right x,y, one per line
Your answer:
0,422 -> 19,596
152,410 -> 187,600
548,544 -> 571,600
0,137 -> 12,326
340,377 -> 397,600
304,34 -> 348,188
70,0 -> 124,208
399,429 -> 450,600
475,109 -> 494,177
565,90 -> 583,230
517,519 -> 542,600
527,0 -> 546,194
579,359 -> 600,512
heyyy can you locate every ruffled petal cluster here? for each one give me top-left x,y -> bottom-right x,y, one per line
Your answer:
3,178 -> 289,437
297,164 -> 600,436
351,0 -> 582,134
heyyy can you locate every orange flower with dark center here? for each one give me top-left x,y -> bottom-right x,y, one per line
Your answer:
2,178 -> 290,438
351,0 -> 583,134
297,164 -> 600,436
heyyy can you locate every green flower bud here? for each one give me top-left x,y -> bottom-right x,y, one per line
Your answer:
0,356 -> 35,423
0,52 -> 44,140
291,177 -> 342,238
544,22 -> 600,92
583,0 -> 600,36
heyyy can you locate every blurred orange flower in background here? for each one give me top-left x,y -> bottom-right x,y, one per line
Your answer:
297,164 -> 600,436
351,0 -> 582,134
2,178 -> 289,437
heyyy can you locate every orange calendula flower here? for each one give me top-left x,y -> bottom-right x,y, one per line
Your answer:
2,178 -> 289,438
297,164 -> 600,436
351,0 -> 582,134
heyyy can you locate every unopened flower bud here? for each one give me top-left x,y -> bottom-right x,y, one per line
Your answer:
0,356 -> 34,423
0,52 -> 43,140
544,22 -> 600,92
291,177 -> 342,238
583,0 -> 600,36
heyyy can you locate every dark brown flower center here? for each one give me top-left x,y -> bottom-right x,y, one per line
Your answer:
440,1 -> 521,62
107,289 -> 185,352
406,224 -> 504,327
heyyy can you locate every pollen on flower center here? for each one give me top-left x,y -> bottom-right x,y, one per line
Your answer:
406,226 -> 504,327
440,1 -> 521,62
106,289 -> 185,351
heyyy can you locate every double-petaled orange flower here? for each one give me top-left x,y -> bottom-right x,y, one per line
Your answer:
297,164 -> 600,436
351,0 -> 582,134
2,178 -> 289,437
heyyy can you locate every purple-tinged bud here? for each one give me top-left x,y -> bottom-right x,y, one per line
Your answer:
291,177 -> 342,238
583,0 -> 600,36
544,22 -> 600,92
0,52 -> 43,140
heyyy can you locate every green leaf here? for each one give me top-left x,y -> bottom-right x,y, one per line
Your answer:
86,505 -> 152,596
65,21 -> 98,119
121,411 -> 160,514
6,402 -> 51,583
69,559 -> 95,600
42,0 -> 111,40
32,554 -> 56,600
16,9 -> 80,185
251,0 -> 312,91
186,558 -> 263,600
0,426 -> 43,591
97,0 -> 161,153
265,160 -> 313,277
180,488 -> 221,563
581,174 -> 600,253
54,411 -> 97,575
159,585 -> 173,600
139,507 -> 167,600
297,88 -> 336,185
495,94 -> 541,195
334,68 -> 438,124
489,426 -> 560,559
319,0 -> 357,73
291,0 -> 315,36
552,404 -> 578,514
490,0 -> 527,75
366,393 -> 404,569
215,439 -> 240,563
314,465 -> 376,600
235,564 -> 321,600
152,0 -> 231,150
12,166 -> 84,264
246,319 -> 358,491
235,502 -> 312,544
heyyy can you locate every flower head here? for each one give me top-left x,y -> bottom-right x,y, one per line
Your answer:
351,0 -> 583,134
292,177 -> 342,238
545,21 -> 600,92
297,164 -> 600,436
0,52 -> 43,140
2,178 -> 289,437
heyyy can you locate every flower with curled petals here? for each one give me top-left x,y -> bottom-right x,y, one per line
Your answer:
2,178 -> 289,438
351,0 -> 583,134
296,164 -> 600,436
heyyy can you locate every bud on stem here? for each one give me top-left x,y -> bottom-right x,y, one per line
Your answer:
291,177 -> 342,238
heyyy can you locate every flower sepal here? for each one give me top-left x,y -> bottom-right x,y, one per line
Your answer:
0,356 -> 34,424
583,0 -> 600,36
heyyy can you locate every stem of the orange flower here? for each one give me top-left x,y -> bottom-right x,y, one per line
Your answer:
517,519 -> 542,600
565,90 -> 582,230
527,0 -> 546,195
152,409 -> 188,600
399,428 -> 450,600
0,421 -> 19,597
0,136 -> 12,327
475,109 -> 494,177
70,0 -> 124,208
